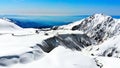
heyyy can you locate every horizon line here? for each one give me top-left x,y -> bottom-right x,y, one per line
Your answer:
0,13 -> 120,16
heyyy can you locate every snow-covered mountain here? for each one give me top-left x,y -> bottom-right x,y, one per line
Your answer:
0,14 -> 120,68
58,14 -> 120,44
0,18 -> 93,67
0,18 -> 22,32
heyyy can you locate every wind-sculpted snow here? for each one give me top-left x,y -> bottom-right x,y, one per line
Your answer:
0,22 -> 92,67
1,14 -> 120,68
0,33 -> 92,67
0,45 -> 44,66
5,46 -> 98,68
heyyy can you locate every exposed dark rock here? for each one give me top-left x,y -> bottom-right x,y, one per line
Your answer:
71,14 -> 116,44
102,47 -> 116,57
51,26 -> 59,30
39,34 -> 91,52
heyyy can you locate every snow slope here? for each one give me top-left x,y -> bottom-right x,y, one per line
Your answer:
0,18 -> 94,67
95,57 -> 120,68
1,14 -> 120,68
9,46 -> 98,68
58,14 -> 120,44
83,31 -> 120,58
0,18 -> 22,32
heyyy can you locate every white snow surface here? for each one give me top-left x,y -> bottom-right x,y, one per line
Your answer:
83,33 -> 120,57
8,46 -> 98,68
95,57 -> 120,68
0,19 -> 22,32
1,14 -> 120,68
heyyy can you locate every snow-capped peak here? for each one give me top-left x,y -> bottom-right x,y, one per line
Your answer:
57,14 -> 120,44
58,13 -> 112,30
1,14 -> 120,68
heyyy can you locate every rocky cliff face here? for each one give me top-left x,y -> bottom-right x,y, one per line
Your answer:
57,14 -> 120,44
1,14 -> 120,68
38,34 -> 91,52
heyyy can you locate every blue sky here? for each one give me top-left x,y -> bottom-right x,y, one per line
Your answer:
0,0 -> 120,15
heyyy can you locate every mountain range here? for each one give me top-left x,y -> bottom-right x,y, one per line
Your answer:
0,14 -> 120,68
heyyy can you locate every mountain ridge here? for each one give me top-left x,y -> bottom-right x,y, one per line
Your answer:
0,13 -> 120,68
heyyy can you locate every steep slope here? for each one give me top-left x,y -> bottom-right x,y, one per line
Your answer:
40,33 -> 91,52
58,14 -> 120,44
83,33 -> 120,58
1,14 -> 120,68
81,33 -> 120,68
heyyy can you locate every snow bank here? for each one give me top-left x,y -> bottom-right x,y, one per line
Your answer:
10,46 -> 98,68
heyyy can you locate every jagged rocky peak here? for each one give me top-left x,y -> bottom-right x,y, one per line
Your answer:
71,13 -> 114,31
57,13 -> 120,44
57,14 -> 113,31
71,14 -> 120,43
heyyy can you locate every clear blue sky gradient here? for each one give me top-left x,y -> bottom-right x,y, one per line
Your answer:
0,0 -> 120,15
